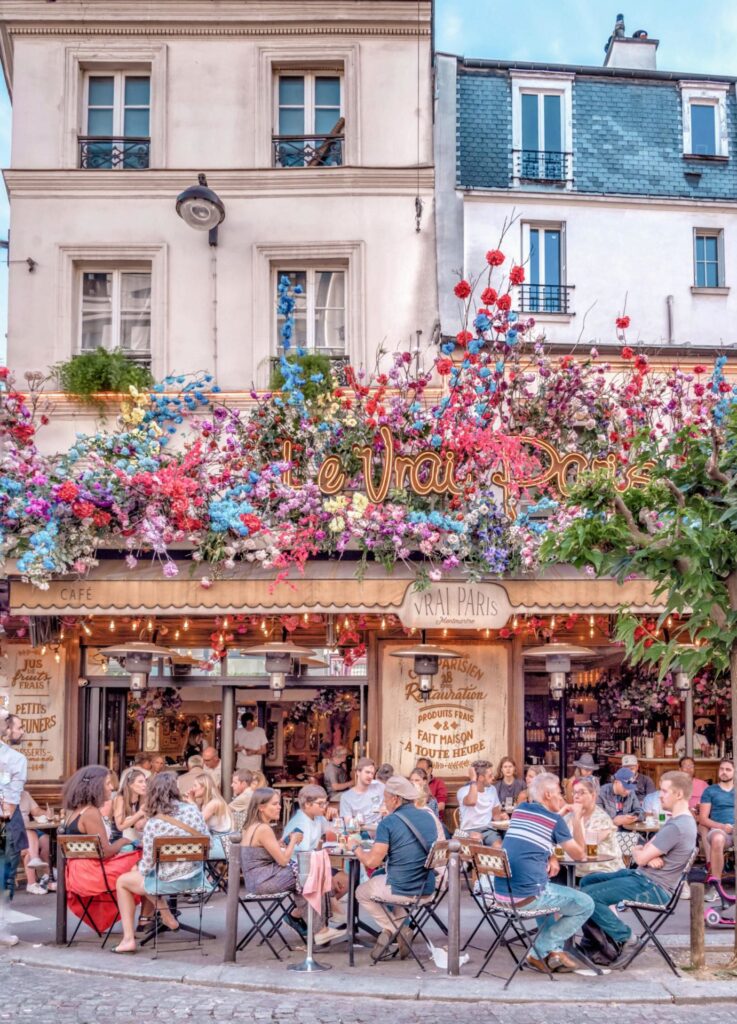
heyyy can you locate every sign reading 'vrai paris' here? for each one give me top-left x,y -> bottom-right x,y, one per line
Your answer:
398,581 -> 513,630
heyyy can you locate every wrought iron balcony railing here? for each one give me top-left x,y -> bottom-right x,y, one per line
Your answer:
518,284 -> 574,315
273,134 -> 344,168
512,149 -> 573,183
78,136 -> 151,170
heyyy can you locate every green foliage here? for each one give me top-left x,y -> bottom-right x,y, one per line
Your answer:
270,353 -> 333,403
54,348 -> 154,404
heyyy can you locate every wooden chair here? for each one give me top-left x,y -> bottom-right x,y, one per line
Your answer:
147,834 -> 210,956
58,834 -> 120,948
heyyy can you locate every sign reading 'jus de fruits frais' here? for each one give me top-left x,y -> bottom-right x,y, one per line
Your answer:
2,646 -> 66,781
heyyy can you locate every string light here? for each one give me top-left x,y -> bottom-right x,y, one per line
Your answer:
223,617 -> 229,630
82,624 -> 92,637
381,617 -> 387,630
109,619 -> 116,631
550,616 -> 556,630
183,619 -> 190,631
41,645 -> 47,655
344,617 -> 350,628
667,616 -> 673,628
59,629 -> 65,640
303,613 -> 309,624
132,619 -> 140,630
174,629 -> 180,641
484,628 -> 491,639
442,628 -> 448,638
147,618 -> 154,632
54,651 -> 61,664
512,617 -> 518,629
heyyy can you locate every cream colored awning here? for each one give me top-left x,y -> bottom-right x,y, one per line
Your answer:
8,561 -> 664,617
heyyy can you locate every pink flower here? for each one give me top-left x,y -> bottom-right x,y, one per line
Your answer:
163,560 -> 179,578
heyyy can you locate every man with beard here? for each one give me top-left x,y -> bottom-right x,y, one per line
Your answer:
0,712 -> 29,946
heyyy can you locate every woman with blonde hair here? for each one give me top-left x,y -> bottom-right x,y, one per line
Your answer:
409,769 -> 445,842
188,772 -> 233,859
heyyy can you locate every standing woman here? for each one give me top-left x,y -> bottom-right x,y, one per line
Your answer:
493,757 -> 525,811
188,773 -> 233,858
182,720 -> 204,761
112,769 -> 148,844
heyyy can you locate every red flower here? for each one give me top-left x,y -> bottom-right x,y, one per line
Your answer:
240,513 -> 262,535
453,280 -> 472,299
92,509 -> 111,527
621,347 -> 634,360
436,358 -> 453,375
0,367 -> 9,379
616,315 -> 631,330
486,250 -> 505,267
72,500 -> 95,519
496,293 -> 512,311
57,481 -> 79,502
694,384 -> 705,396
634,354 -> 649,372
456,330 -> 473,346
481,287 -> 497,305
693,365 -> 707,375
509,265 -> 525,285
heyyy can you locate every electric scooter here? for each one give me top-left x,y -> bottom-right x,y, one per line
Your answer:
704,875 -> 736,929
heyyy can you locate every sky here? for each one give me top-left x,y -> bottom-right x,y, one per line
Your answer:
1,2 -> 737,362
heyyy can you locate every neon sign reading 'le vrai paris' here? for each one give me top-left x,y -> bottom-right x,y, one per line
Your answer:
277,427 -> 650,506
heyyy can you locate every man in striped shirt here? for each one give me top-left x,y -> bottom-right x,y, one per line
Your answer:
495,772 -> 594,974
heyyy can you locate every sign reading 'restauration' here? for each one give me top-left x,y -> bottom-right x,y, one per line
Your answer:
381,642 -> 509,777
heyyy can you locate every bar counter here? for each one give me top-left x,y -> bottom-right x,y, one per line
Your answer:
606,754 -> 720,786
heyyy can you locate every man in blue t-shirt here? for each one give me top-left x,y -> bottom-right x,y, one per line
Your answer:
699,759 -> 734,897
495,771 -> 592,974
352,775 -> 438,960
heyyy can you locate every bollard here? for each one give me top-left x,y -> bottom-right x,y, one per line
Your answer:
690,881 -> 705,970
55,838 -> 67,946
447,839 -> 461,977
223,832 -> 242,963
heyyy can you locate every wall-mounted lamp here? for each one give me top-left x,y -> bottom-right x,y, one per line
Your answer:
176,173 -> 225,246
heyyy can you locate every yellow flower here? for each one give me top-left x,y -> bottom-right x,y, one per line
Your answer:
324,496 -> 347,514
351,493 -> 369,514
328,515 -> 345,533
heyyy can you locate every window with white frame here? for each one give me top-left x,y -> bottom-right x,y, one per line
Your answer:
520,222 -> 570,313
511,72 -> 573,184
275,268 -> 346,353
680,82 -> 729,159
79,267 -> 152,359
81,71 -> 151,169
273,72 -> 343,167
693,230 -> 725,289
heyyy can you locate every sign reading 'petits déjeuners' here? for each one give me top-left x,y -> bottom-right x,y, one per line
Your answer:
398,581 -> 513,630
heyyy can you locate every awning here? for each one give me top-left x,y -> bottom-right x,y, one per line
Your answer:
8,561 -> 664,618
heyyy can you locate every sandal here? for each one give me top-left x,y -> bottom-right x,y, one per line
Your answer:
136,915 -> 153,932
112,944 -> 138,955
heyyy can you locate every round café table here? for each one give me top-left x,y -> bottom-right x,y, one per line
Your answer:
559,853 -> 615,887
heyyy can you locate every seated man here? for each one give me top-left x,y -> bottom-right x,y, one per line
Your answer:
581,770 -> 697,964
494,771 -> 592,974
353,776 -> 438,960
229,769 -> 255,815
456,760 -> 506,845
176,755 -> 206,797
339,757 -> 384,826
597,768 -> 644,830
699,759 -> 735,902
621,754 -> 655,803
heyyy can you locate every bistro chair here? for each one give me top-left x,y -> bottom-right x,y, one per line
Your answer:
146,834 -> 210,957
234,882 -> 297,961
370,840 -> 450,971
58,834 -> 120,948
469,844 -> 559,988
614,847 -> 698,976
454,831 -> 504,953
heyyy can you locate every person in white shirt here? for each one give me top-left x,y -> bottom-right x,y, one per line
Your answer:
202,747 -> 222,789
456,759 -> 506,845
339,758 -> 384,825
234,713 -> 268,771
0,712 -> 28,946
675,732 -> 709,756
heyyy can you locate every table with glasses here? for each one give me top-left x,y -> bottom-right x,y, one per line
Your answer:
325,842 -> 379,966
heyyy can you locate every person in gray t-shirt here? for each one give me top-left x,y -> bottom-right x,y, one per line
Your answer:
339,758 -> 384,824
580,771 -> 697,955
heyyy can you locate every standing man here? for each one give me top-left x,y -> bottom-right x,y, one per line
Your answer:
620,755 -> 655,803
234,712 -> 268,772
415,757 -> 448,816
323,747 -> 351,805
202,746 -> 222,789
456,760 -> 506,844
0,712 -> 28,946
699,759 -> 734,901
339,757 -> 384,824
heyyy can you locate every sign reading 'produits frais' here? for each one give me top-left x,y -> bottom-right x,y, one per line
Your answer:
398,581 -> 513,630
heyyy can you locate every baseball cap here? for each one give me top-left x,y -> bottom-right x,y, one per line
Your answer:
614,767 -> 637,790
383,776 -> 420,800
621,754 -> 639,768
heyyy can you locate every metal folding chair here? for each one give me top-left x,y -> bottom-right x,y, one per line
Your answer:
58,834 -> 120,948
454,831 -> 504,952
236,889 -> 297,960
148,834 -> 210,957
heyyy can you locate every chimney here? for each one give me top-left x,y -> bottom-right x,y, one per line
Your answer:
603,13 -> 658,70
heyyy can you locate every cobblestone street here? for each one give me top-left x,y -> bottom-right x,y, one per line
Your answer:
3,960 -> 737,1024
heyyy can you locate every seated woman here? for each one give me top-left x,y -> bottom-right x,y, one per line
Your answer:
409,768 -> 441,818
516,764 -> 546,805
564,776 -> 625,877
61,765 -> 142,936
19,790 -> 52,895
113,772 -> 209,954
112,769 -> 148,845
493,756 -> 526,811
188,772 -> 233,859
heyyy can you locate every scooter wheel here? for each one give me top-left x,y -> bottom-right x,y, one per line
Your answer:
705,908 -> 722,927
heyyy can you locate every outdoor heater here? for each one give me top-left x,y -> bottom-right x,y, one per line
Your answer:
241,640 -> 316,699
390,643 -> 461,700
99,641 -> 174,693
670,643 -> 700,756
524,642 -> 595,774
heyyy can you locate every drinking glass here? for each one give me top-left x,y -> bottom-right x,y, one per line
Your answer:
504,798 -> 514,815
584,830 -> 598,858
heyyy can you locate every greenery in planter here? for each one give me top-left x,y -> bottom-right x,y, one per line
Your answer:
54,347 -> 154,405
270,351 -> 333,402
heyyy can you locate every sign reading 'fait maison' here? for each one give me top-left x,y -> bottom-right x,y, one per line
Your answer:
398,581 -> 513,630
381,642 -> 509,777
3,646 -> 66,781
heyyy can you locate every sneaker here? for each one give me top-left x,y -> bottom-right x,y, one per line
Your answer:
0,932 -> 19,947
26,858 -> 47,869
314,924 -> 348,946
26,883 -> 49,896
704,884 -> 720,903
681,881 -> 691,901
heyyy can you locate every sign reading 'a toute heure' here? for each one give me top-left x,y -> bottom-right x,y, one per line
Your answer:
398,581 -> 513,629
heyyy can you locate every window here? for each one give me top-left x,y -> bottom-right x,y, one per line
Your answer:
691,104 -> 717,156
680,81 -> 729,159
79,268 -> 152,359
273,73 -> 343,167
694,230 -> 725,289
275,268 -> 346,352
520,223 -> 570,313
511,72 -> 573,185
81,72 -> 150,169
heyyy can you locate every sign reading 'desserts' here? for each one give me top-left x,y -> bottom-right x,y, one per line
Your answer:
399,581 -> 513,629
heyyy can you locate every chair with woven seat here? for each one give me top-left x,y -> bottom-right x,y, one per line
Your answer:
615,848 -> 698,976
470,843 -> 559,988
58,834 -> 121,948
147,834 -> 210,957
454,831 -> 503,952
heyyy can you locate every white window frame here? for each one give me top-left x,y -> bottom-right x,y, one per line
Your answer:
679,81 -> 729,159
273,72 -> 344,138
511,71 -> 574,188
273,266 -> 347,354
84,70 -> 150,139
520,221 -> 571,317
692,228 -> 726,291
77,265 -> 153,357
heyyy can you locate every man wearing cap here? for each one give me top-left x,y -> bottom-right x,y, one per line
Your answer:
597,768 -> 644,829
621,754 -> 655,804
352,776 -> 438,960
323,747 -> 351,804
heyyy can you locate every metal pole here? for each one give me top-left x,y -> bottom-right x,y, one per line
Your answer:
221,686 -> 235,802
447,838 -> 461,976
559,688 -> 568,780
222,831 -> 242,962
359,683 -> 366,757
288,852 -> 331,972
55,840 -> 67,945
685,686 -> 694,759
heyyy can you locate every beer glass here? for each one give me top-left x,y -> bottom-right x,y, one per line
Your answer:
585,830 -> 598,858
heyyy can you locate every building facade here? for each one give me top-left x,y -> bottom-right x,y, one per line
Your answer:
436,25 -> 737,353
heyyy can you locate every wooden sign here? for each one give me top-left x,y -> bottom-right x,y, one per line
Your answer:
2,646 -> 66,782
398,581 -> 512,630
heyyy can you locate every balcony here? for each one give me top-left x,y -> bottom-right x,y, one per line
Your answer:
512,149 -> 572,183
518,284 -> 574,315
78,136 -> 150,170
272,132 -> 344,168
